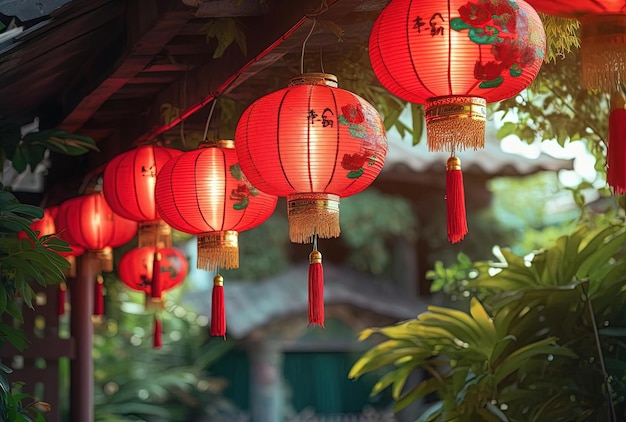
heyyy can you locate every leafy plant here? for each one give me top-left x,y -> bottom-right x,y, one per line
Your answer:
199,18 -> 247,59
0,366 -> 50,422
0,184 -> 71,350
0,183 -> 72,421
93,277 -> 237,421
0,120 -> 98,174
350,222 -> 626,421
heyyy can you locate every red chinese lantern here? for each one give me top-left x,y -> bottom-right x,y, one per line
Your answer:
119,247 -> 188,295
155,139 -> 277,337
234,73 -> 388,327
119,246 -> 189,348
235,73 -> 388,243
103,145 -> 182,247
526,1 -> 625,92
526,0 -> 626,194
57,192 -> 137,315
369,0 -> 545,243
102,145 -> 181,247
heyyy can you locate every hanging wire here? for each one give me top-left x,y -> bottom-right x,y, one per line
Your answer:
180,61 -> 190,150
300,18 -> 317,74
319,40 -> 325,74
313,232 -> 318,251
202,99 -> 219,142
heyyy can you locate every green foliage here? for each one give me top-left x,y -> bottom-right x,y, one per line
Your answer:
331,46 -> 423,145
340,190 -> 417,275
223,213 -> 290,280
93,278 -> 237,421
0,371 -> 50,422
539,13 -> 580,63
0,120 -> 98,174
351,222 -> 626,421
0,184 -> 71,420
492,50 -> 608,181
0,184 -> 71,350
199,18 -> 247,59
426,252 -> 475,300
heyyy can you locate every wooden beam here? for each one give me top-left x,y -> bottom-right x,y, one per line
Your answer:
192,0 -> 268,17
60,4 -> 192,132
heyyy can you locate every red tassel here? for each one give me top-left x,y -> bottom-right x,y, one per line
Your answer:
446,156 -> 468,244
58,283 -> 66,316
94,275 -> 104,316
308,250 -> 325,328
608,92 -> 626,194
151,251 -> 163,303
153,316 -> 162,349
210,274 -> 226,338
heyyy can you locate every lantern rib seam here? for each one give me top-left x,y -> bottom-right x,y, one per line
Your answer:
323,87 -> 340,192
109,156 -> 125,219
220,150 -> 227,231
307,86 -> 314,192
193,152 -> 216,232
405,0 -> 437,99
277,88 -> 298,192
241,101 -> 280,194
166,155 -> 196,233
132,149 -> 150,221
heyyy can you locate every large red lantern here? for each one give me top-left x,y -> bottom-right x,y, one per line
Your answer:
235,73 -> 388,244
234,73 -> 388,328
103,145 -> 181,247
155,139 -> 277,337
526,0 -> 626,194
369,0 -> 545,243
526,1 -> 625,92
56,192 -> 137,316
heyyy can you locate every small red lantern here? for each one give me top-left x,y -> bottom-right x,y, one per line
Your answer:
155,139 -> 277,337
103,145 -> 181,247
118,246 -> 188,295
56,192 -> 137,316
119,246 -> 189,348
369,0 -> 545,242
235,73 -> 388,244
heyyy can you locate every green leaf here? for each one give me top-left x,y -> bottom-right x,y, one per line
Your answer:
12,146 -> 27,173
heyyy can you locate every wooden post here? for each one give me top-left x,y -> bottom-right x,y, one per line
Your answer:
248,341 -> 283,422
70,252 -> 98,422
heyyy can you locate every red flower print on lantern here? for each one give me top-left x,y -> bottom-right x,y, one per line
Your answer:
474,61 -> 505,81
459,2 -> 490,26
341,153 -> 370,179
340,104 -> 365,124
452,0 -> 542,88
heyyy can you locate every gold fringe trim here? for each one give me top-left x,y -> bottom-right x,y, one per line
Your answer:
580,14 -> 626,92
197,231 -> 239,271
64,255 -> 77,278
288,193 -> 340,243
138,219 -> 172,248
97,247 -> 113,273
425,96 -> 486,152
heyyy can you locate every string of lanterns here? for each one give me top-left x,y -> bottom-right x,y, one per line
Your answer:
48,0 -> 626,343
